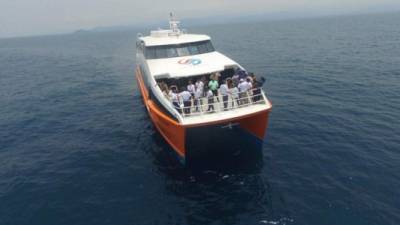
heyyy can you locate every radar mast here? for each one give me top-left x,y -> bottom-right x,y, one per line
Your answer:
169,13 -> 181,35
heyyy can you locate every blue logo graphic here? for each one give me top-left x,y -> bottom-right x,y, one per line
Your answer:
178,58 -> 202,66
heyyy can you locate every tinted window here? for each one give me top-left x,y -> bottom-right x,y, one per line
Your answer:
206,41 -> 215,51
145,40 -> 215,59
166,47 -> 178,58
197,42 -> 208,54
176,46 -> 190,56
155,47 -> 167,58
187,43 -> 200,55
146,48 -> 156,59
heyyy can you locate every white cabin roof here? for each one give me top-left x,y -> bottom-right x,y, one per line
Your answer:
140,31 -> 210,47
146,51 -> 238,78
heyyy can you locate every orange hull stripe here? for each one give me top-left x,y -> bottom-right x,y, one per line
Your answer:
238,110 -> 270,139
135,67 -> 186,157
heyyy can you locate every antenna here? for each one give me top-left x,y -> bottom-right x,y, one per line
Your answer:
169,12 -> 181,35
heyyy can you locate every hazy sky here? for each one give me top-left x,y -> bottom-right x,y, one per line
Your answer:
1,0 -> 399,38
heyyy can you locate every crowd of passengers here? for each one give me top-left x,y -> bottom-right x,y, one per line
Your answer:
159,69 -> 266,115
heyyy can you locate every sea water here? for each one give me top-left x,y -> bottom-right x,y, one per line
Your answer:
0,12 -> 399,225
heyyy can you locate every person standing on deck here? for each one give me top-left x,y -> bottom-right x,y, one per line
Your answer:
195,77 -> 204,99
187,79 -> 195,98
237,68 -> 248,80
199,76 -> 206,97
215,72 -> 221,84
232,73 -> 240,87
179,88 -> 192,115
208,74 -> 219,102
246,77 -> 253,90
195,78 -> 204,92
160,82 -> 170,99
219,79 -> 229,110
238,78 -> 251,105
249,73 -> 263,102
228,79 -> 239,108
169,86 -> 181,113
194,85 -> 203,112
246,74 -> 254,84
206,88 -> 215,112
227,78 -> 239,108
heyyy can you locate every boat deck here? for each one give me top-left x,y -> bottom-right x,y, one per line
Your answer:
177,90 -> 272,126
181,103 -> 271,126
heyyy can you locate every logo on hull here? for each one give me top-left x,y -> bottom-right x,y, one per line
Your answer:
178,58 -> 202,66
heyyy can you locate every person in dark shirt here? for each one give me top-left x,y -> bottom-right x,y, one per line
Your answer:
237,68 -> 248,80
249,73 -> 265,102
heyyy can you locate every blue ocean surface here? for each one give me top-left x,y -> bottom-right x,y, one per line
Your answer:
1,12 -> 399,225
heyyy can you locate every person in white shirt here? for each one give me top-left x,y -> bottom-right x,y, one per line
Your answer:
246,77 -> 253,90
194,86 -> 203,112
195,78 -> 204,96
201,76 -> 207,97
206,89 -> 215,112
219,80 -> 229,110
169,86 -> 181,113
238,79 -> 251,92
232,74 -> 240,87
227,79 -> 239,107
246,75 -> 254,84
238,79 -> 251,105
246,77 -> 254,103
187,79 -> 195,98
179,88 -> 192,115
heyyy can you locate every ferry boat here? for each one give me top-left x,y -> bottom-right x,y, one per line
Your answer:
135,15 -> 272,163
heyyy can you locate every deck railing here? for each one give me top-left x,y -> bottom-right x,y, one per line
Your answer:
171,88 -> 266,117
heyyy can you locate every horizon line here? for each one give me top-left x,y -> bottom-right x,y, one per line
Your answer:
1,10 -> 399,40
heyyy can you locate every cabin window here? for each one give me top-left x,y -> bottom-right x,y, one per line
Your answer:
156,47 -> 168,58
176,46 -> 190,56
187,45 -> 199,55
166,47 -> 178,58
145,40 -> 215,59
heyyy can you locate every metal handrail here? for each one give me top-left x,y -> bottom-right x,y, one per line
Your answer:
171,88 -> 266,117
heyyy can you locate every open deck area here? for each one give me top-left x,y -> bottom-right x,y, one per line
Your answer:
174,89 -> 272,126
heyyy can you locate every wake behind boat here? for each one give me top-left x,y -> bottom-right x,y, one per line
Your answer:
135,14 -> 272,163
